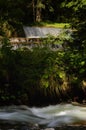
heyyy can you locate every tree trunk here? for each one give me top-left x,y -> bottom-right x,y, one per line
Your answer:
32,0 -> 35,22
36,0 -> 41,22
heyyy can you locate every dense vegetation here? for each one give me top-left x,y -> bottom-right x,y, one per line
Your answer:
0,0 -> 81,37
0,0 -> 86,106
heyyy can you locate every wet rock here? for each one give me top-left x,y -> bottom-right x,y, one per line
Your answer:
43,128 -> 55,130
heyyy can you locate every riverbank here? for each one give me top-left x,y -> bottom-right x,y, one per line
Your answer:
0,34 -> 86,108
0,122 -> 86,130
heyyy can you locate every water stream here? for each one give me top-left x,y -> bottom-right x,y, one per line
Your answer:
23,26 -> 62,38
0,104 -> 86,128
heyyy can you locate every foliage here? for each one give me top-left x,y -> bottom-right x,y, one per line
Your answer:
30,21 -> 70,28
0,0 -> 86,105
0,20 -> 14,37
0,37 -> 70,105
0,0 -> 72,37
61,0 -> 86,100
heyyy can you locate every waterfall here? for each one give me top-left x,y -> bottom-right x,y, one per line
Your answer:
23,26 -> 61,38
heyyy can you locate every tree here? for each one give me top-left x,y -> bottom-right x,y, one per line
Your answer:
62,0 -> 86,100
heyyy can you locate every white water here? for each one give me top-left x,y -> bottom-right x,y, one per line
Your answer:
23,26 -> 61,38
0,104 -> 86,127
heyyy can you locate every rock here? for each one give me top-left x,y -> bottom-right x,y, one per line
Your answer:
71,102 -> 86,107
44,128 -> 55,130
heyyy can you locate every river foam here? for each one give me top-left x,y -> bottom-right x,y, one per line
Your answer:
0,104 -> 86,127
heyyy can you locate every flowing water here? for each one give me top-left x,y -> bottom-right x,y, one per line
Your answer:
23,26 -> 62,38
0,104 -> 86,128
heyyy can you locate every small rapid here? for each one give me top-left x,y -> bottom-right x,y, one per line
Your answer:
0,104 -> 86,127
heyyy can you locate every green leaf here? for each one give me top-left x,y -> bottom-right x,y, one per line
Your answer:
80,61 -> 85,66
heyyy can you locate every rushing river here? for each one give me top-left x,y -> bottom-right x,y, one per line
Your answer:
0,104 -> 86,129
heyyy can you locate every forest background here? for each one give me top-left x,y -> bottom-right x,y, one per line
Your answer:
0,0 -> 86,106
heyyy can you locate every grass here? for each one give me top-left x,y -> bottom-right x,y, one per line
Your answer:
29,21 -> 71,29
